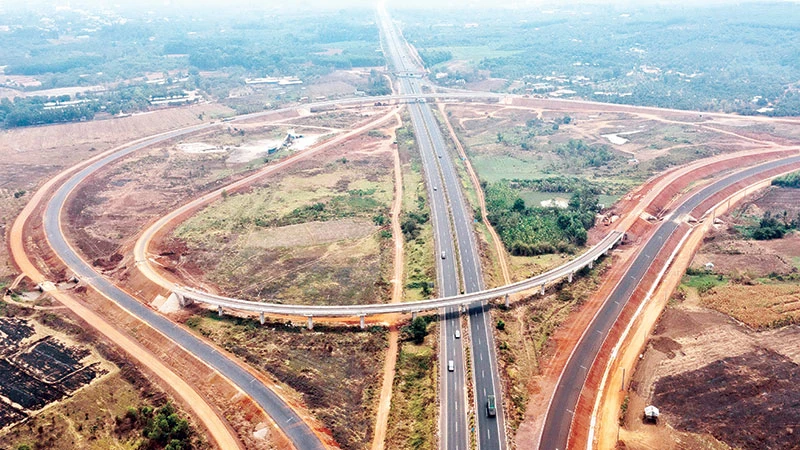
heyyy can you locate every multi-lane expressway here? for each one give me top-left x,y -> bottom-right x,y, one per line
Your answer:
377,6 -> 471,449
175,231 -> 622,317
538,154 -> 800,450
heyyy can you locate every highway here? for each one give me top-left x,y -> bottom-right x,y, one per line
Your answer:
40,125 -> 326,450
538,154 -> 800,450
377,6 -> 469,449
378,6 -> 509,449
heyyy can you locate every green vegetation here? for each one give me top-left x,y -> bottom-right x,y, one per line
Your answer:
0,6 -> 385,128
397,120 -> 436,301
402,316 -> 435,344
772,171 -> 800,188
259,189 -> 384,227
397,3 -> 800,115
485,182 -> 599,255
736,211 -> 800,241
386,332 -> 437,450
116,403 -> 194,450
682,270 -> 728,295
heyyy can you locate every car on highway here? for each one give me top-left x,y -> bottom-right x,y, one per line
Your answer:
441,251 -> 446,259
448,360 -> 455,372
487,395 -> 496,417
433,186 -> 438,191
455,329 -> 461,339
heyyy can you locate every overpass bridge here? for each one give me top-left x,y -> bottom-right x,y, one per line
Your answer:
173,231 -> 624,327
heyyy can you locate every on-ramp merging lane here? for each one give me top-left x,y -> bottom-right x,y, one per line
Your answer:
539,154 -> 800,450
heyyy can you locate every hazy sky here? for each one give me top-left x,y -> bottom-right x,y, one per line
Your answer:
1,0 -> 795,13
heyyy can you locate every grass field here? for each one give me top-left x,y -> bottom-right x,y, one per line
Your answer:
426,45 -> 521,66
384,325 -> 438,450
170,130 -> 396,306
397,117 -> 436,302
187,313 -> 386,450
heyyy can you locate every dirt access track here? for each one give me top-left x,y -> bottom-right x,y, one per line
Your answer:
10,92 -> 800,450
580,159 -> 800,449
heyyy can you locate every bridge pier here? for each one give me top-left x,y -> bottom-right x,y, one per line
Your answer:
259,312 -> 265,325
217,305 -> 223,317
504,294 -> 510,308
540,284 -> 546,296
307,315 -> 314,330
568,272 -> 573,283
589,260 -> 594,269
411,311 -> 417,321
360,315 -> 366,329
171,291 -> 193,308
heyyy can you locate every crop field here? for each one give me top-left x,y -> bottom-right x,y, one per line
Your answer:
186,313 -> 386,450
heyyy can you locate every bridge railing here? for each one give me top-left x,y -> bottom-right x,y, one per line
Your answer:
177,231 -> 624,319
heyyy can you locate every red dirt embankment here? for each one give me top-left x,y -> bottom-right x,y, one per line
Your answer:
571,158 -> 800,450
518,147 -> 800,446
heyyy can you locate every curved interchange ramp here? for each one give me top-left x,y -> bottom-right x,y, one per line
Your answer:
42,122 -> 328,450
175,231 -> 624,317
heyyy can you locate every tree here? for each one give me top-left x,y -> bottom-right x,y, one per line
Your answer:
405,317 -> 429,344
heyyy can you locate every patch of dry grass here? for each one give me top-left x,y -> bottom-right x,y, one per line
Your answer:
702,283 -> 800,329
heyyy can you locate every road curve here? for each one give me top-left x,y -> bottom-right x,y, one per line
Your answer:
538,154 -> 800,450
41,125 -> 327,450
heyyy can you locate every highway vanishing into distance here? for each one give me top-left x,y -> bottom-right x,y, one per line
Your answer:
26,10 -> 800,450
538,154 -> 800,450
377,7 -> 470,449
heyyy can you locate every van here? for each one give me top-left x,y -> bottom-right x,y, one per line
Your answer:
448,360 -> 455,372
487,395 -> 496,417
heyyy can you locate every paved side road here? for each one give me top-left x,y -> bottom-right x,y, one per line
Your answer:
539,154 -> 800,450
42,126 -> 326,450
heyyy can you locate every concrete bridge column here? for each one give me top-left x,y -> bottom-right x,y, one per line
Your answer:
259,312 -> 265,325
411,311 -> 417,321
568,272 -> 574,283
589,260 -> 594,269
540,284 -> 546,296
307,315 -> 314,330
217,305 -> 223,317
604,248 -> 610,256
504,294 -> 510,308
360,315 -> 366,329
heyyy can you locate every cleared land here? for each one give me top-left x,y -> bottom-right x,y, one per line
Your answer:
184,312 -> 387,450
622,186 -> 800,450
163,126 -> 395,306
0,103 -> 231,280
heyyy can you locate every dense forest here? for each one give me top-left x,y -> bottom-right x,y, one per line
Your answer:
395,3 -> 800,115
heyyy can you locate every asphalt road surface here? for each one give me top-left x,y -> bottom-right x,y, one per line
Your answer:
377,7 -> 471,449
42,127 -> 326,450
539,154 -> 800,450
378,6 -> 508,449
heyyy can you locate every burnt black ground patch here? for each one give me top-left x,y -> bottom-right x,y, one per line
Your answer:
653,348 -> 800,450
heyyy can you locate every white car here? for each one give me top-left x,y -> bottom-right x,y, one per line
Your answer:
455,329 -> 461,339
448,360 -> 455,372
